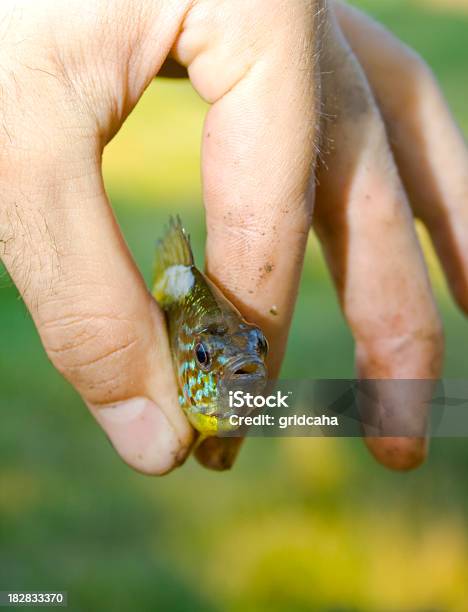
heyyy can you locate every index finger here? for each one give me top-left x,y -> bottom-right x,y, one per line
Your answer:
173,0 -> 322,468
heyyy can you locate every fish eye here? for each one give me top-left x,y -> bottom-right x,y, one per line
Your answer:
195,342 -> 211,370
255,331 -> 268,356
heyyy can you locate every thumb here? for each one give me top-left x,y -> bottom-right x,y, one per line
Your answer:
1,140 -> 193,475
0,0 -> 199,474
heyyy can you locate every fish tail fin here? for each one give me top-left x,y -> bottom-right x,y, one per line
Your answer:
153,216 -> 193,283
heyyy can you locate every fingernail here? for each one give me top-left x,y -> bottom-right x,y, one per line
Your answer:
89,397 -> 186,475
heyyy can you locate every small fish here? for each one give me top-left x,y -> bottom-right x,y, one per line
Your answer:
152,217 -> 268,437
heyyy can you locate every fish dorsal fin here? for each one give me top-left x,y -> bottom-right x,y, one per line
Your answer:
152,216 -> 195,306
153,216 -> 194,283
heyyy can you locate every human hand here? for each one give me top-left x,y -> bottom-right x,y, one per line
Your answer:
0,0 -> 318,473
2,0 -> 465,475
198,0 -> 468,471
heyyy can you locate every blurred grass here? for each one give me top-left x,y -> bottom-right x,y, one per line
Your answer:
1,1 -> 468,611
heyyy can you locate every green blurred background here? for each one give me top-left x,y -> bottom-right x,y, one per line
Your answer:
1,1 -> 468,610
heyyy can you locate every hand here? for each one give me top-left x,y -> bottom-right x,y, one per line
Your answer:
2,0 -> 465,475
199,0 -> 468,471
0,0 -> 318,473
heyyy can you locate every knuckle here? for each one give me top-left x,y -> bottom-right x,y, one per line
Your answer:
356,317 -> 444,378
41,309 -> 149,403
181,0 -> 319,103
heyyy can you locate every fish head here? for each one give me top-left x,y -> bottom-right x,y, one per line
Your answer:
177,319 -> 269,434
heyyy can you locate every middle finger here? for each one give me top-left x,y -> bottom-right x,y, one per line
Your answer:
313,5 -> 443,470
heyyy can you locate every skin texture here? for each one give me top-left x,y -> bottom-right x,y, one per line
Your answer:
0,0 -> 465,474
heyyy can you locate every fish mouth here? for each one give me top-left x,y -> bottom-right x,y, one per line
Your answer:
222,356 -> 267,384
215,356 -> 268,418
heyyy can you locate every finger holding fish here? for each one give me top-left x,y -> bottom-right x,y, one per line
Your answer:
178,0 -> 322,468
